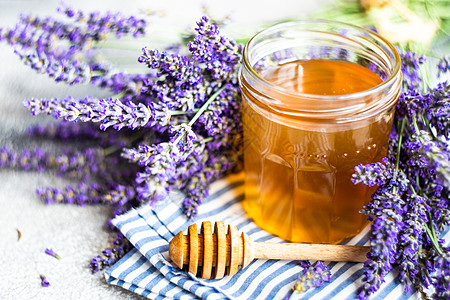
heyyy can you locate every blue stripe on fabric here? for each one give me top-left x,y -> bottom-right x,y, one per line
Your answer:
144,274 -> 164,291
131,265 -> 153,286
202,180 -> 244,202
157,281 -> 176,298
141,288 -> 151,297
134,235 -> 164,249
234,218 -> 254,230
254,235 -> 276,242
322,268 -> 365,298
114,278 -> 126,287
156,180 -> 243,227
114,212 -> 141,229
248,262 -> 299,299
140,207 -> 157,221
143,245 -> 169,259
356,233 -> 370,246
375,274 -> 412,300
229,260 -> 278,297
155,207 -> 184,228
105,248 -> 139,275
268,269 -> 301,299
440,226 -> 450,238
326,262 -> 338,270
117,254 -> 149,280
129,282 -> 139,292
245,225 -> 264,237
196,194 -> 245,220
172,279 -> 200,299
147,218 -> 175,241
123,224 -> 152,237
199,287 -> 218,299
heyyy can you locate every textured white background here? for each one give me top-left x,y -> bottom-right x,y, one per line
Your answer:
0,0 -> 327,299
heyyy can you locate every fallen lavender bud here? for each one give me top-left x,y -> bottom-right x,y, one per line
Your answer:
40,274 -> 50,287
45,248 -> 61,260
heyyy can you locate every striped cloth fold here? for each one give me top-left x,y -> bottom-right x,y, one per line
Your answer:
105,173 -> 446,299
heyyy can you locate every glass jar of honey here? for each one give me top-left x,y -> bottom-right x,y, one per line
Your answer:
239,20 -> 402,244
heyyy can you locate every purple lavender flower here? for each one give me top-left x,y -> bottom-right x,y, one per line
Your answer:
396,194 -> 430,292
180,149 -> 240,217
289,261 -> 331,295
40,274 -> 50,287
26,122 -> 125,148
396,89 -> 432,120
358,192 -> 405,299
1,4 -> 148,95
37,183 -> 103,205
0,146 -> 104,181
139,48 -> 203,112
353,51 -> 450,297
398,49 -> 426,89
57,2 -> 147,38
196,83 -> 241,136
188,16 -> 241,80
89,233 -> 132,273
408,130 -> 450,189
426,82 -> 450,137
23,96 -> 170,130
2,4 -> 146,51
437,55 -> 449,78
124,142 -> 179,202
14,48 -> 91,84
45,248 -> 61,260
432,251 -> 450,299
352,159 -> 389,187
27,122 -> 101,140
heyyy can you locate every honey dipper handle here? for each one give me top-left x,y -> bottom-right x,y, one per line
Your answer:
253,242 -> 369,263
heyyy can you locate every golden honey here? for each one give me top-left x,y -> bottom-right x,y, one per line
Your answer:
239,21 -> 402,244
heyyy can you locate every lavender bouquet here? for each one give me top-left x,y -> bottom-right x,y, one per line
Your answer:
352,53 -> 450,299
0,3 -> 449,300
0,4 -> 242,272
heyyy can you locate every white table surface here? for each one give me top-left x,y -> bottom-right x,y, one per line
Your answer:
0,0 -> 326,299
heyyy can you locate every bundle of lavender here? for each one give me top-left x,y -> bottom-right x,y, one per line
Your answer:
0,3 -> 449,300
0,4 -> 242,273
351,52 -> 450,299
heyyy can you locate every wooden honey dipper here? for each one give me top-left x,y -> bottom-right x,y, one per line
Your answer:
169,221 -> 369,279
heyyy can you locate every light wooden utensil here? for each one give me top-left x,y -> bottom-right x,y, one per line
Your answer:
169,221 -> 369,279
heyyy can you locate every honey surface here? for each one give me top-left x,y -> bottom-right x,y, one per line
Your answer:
242,59 -> 392,244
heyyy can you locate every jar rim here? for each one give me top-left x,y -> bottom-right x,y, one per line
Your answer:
242,19 -> 402,102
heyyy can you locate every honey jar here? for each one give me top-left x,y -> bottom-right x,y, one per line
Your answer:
239,20 -> 402,244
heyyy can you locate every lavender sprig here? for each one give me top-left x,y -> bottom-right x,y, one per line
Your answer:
399,50 -> 426,90
0,146 -> 104,180
287,261 -> 331,298
15,48 -> 92,84
23,96 -> 171,130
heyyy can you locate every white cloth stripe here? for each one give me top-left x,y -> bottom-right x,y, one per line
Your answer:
105,173 -> 443,299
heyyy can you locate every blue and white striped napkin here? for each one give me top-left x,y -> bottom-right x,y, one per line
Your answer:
105,173 -> 446,299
